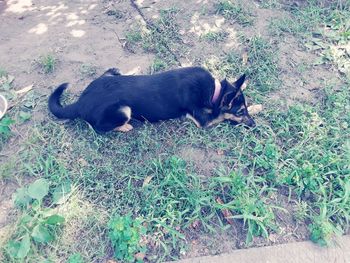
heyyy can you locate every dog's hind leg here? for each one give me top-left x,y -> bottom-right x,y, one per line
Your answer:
95,105 -> 133,133
114,106 -> 133,132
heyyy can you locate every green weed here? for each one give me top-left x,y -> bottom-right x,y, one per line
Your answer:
309,205 -> 343,246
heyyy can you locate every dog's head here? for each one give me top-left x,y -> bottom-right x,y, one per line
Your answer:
218,74 -> 255,127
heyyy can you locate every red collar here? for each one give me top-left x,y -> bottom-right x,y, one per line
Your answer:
212,79 -> 221,104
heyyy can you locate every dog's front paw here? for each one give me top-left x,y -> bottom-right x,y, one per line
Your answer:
115,123 -> 133,132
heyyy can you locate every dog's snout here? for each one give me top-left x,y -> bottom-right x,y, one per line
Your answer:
244,117 -> 256,128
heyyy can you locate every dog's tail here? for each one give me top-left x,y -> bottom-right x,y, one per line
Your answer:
48,83 -> 79,120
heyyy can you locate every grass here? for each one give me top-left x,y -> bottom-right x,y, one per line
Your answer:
126,30 -> 143,44
1,1 -> 350,262
201,31 -> 228,43
0,68 -> 7,77
256,0 -> 280,9
215,0 -> 255,26
142,8 -> 182,68
2,77 -> 348,260
124,8 -> 182,68
205,35 -> 280,102
150,58 -> 168,74
80,64 -> 97,77
38,54 -> 57,74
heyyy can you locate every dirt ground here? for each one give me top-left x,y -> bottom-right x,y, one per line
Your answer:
0,0 -> 347,262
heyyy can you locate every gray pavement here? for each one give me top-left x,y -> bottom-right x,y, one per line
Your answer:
173,236 -> 350,263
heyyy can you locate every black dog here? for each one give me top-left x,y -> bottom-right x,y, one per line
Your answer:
48,67 -> 255,132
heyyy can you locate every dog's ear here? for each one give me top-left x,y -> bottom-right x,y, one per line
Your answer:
233,74 -> 246,90
220,78 -> 239,107
220,75 -> 246,107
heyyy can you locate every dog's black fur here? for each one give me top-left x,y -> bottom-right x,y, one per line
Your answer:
48,67 -> 255,132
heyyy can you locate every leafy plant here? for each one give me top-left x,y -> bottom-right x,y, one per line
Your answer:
67,253 -> 85,263
108,214 -> 147,262
5,178 -> 66,260
309,207 -> 343,246
0,117 -> 15,138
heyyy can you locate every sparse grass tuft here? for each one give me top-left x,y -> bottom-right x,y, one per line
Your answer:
80,64 -> 97,77
38,54 -> 57,74
202,31 -> 228,42
142,8 -> 182,67
123,28 -> 144,53
244,36 -> 281,95
257,0 -> 280,9
215,0 -> 254,26
205,36 -> 280,101
125,30 -> 143,44
150,58 -> 168,74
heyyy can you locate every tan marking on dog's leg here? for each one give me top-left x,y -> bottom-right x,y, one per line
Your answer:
115,123 -> 133,132
125,66 -> 141,75
114,106 -> 133,132
186,113 -> 201,128
241,80 -> 249,90
223,113 -> 243,122
207,115 -> 226,127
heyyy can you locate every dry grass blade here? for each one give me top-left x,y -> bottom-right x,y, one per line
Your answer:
15,84 -> 33,95
242,52 -> 248,66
